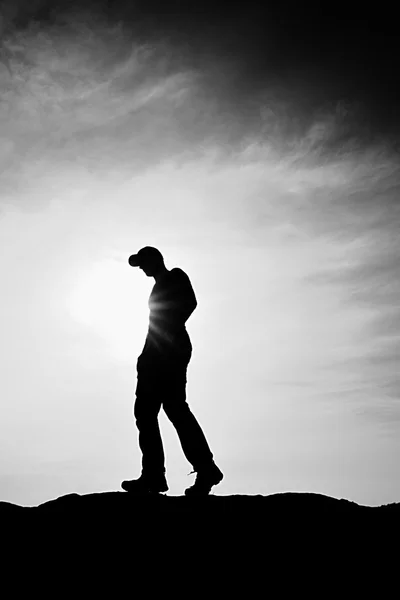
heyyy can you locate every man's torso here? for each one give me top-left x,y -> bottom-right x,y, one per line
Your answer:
141,268 -> 194,361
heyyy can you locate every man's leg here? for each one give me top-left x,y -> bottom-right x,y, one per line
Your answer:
161,355 -> 223,495
163,375 -> 223,495
121,362 -> 168,493
163,396 -> 215,472
161,362 -> 214,472
134,371 -> 165,479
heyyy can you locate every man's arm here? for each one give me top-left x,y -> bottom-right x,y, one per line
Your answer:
170,269 -> 197,327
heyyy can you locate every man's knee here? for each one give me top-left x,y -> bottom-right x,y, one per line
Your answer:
163,397 -> 191,424
134,394 -> 160,426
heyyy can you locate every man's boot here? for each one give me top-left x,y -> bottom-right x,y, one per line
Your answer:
121,472 -> 169,494
184,462 -> 223,496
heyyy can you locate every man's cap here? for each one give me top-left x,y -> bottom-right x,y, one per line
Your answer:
128,246 -> 164,267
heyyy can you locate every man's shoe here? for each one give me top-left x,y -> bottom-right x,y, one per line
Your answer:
184,462 -> 224,497
121,473 -> 168,494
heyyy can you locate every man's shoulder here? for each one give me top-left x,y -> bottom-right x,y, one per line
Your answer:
168,268 -> 193,290
169,267 -> 189,281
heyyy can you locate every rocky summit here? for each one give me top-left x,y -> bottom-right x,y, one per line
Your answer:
1,491 -> 398,593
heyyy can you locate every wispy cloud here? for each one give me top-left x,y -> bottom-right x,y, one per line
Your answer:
1,6 -> 399,504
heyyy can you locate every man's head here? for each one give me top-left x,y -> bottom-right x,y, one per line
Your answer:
128,246 -> 165,277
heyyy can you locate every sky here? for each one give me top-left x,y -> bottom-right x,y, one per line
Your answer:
0,1 -> 399,506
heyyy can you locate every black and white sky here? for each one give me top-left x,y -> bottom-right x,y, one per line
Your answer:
1,0 -> 399,505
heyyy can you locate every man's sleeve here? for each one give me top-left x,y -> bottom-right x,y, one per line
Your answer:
174,269 -> 196,301
171,268 -> 197,323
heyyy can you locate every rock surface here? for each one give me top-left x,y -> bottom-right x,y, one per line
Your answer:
2,491 -> 398,592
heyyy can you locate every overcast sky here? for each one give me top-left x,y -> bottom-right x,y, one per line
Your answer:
1,1 -> 399,506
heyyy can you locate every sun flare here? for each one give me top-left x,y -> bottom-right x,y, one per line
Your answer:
67,259 -> 150,362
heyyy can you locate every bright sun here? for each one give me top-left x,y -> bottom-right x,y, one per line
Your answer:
67,259 -> 150,362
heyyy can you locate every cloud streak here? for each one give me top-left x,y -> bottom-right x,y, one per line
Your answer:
1,5 -> 399,504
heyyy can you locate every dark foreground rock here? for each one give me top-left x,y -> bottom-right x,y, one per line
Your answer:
1,492 -> 399,593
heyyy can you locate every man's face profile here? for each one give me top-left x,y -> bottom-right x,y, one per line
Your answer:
139,260 -> 155,277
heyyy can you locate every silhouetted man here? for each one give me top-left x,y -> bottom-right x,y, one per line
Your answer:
121,246 -> 223,496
